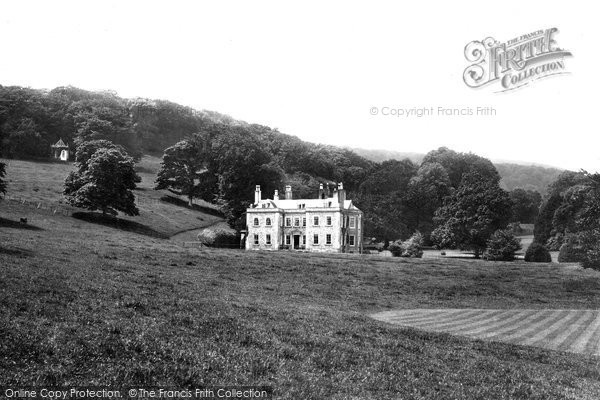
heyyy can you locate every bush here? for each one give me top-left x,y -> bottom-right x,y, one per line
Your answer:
389,232 -> 424,258
197,223 -> 238,247
388,240 -> 403,257
545,233 -> 565,251
559,231 -> 600,269
557,235 -> 587,263
483,229 -> 522,261
524,242 -> 552,262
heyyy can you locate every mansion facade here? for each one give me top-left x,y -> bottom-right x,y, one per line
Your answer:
245,183 -> 363,253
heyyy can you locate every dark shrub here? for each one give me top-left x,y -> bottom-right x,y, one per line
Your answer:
575,230 -> 600,270
558,235 -> 587,263
524,242 -> 552,262
400,232 -> 424,258
197,223 -> 238,247
483,229 -> 522,261
388,240 -> 403,257
388,232 -> 424,258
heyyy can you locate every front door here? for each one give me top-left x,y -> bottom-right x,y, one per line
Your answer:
293,235 -> 300,249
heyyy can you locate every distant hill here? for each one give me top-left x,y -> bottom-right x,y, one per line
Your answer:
350,148 -> 564,195
494,163 -> 564,195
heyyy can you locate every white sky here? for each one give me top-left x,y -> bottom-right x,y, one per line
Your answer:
1,0 -> 598,171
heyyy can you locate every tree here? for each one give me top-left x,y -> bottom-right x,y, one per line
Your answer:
484,229 -> 522,261
155,137 -> 214,207
422,147 -> 500,188
431,172 -> 513,258
524,242 -> 552,263
533,171 -> 588,248
509,188 -> 542,223
64,143 -> 140,216
404,162 -> 452,236
208,124 -> 284,230
0,161 -> 6,195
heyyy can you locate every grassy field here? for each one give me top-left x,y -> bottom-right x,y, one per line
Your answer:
0,156 -> 223,238
2,159 -> 600,399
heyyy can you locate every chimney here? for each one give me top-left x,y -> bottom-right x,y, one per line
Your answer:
318,183 -> 325,199
337,182 -> 346,205
285,185 -> 292,200
254,185 -> 261,204
273,189 -> 279,200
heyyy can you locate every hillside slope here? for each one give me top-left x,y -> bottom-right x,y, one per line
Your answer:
1,200 -> 599,397
0,156 -> 223,238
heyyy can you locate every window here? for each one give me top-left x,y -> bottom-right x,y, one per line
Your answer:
302,217 -> 306,227
254,234 -> 259,245
285,217 -> 291,227
285,235 -> 291,245
349,235 -> 355,246
326,216 -> 332,226
253,218 -> 259,226
266,218 -> 271,226
313,234 -> 319,245
266,234 -> 271,245
326,234 -> 332,245
302,235 -> 306,245
313,216 -> 319,226
294,218 -> 300,226
349,217 -> 355,228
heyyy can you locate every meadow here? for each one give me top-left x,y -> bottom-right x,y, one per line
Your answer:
1,159 -> 600,399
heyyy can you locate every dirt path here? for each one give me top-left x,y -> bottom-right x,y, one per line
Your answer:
372,309 -> 600,356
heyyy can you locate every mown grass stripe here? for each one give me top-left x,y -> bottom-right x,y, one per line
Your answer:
554,311 -> 597,352
490,310 -> 556,343
583,315 -> 600,355
530,311 -> 586,349
521,311 -> 577,347
410,310 -> 486,330
569,313 -> 600,354
373,309 -> 600,356
387,309 -> 463,324
422,310 -> 501,332
392,309 -> 476,326
459,310 -> 543,338
462,310 -> 535,340
511,311 -> 571,346
443,310 -> 514,335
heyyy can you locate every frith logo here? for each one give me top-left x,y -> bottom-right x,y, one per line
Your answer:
463,28 -> 572,92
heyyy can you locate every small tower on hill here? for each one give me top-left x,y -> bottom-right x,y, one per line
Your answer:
51,138 -> 70,161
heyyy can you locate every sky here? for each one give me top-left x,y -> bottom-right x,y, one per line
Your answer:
1,0 -> 598,171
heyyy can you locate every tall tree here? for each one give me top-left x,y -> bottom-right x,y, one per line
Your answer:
209,124 -> 283,230
155,137 -> 214,207
431,172 -> 512,258
64,143 -> 140,216
422,147 -> 500,188
509,188 -> 542,223
404,162 -> 452,235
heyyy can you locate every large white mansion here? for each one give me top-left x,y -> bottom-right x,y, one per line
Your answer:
245,183 -> 363,253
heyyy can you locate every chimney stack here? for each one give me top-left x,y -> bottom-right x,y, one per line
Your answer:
254,185 -> 261,204
273,189 -> 279,200
318,183 -> 325,199
337,182 -> 346,205
285,185 -> 292,200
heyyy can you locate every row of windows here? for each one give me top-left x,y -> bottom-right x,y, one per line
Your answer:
252,216 -> 357,227
252,234 -> 356,246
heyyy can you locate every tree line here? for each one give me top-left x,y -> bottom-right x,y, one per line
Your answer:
6,84 -> 587,265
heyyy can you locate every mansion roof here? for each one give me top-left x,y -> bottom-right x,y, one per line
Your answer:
251,198 -> 358,211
